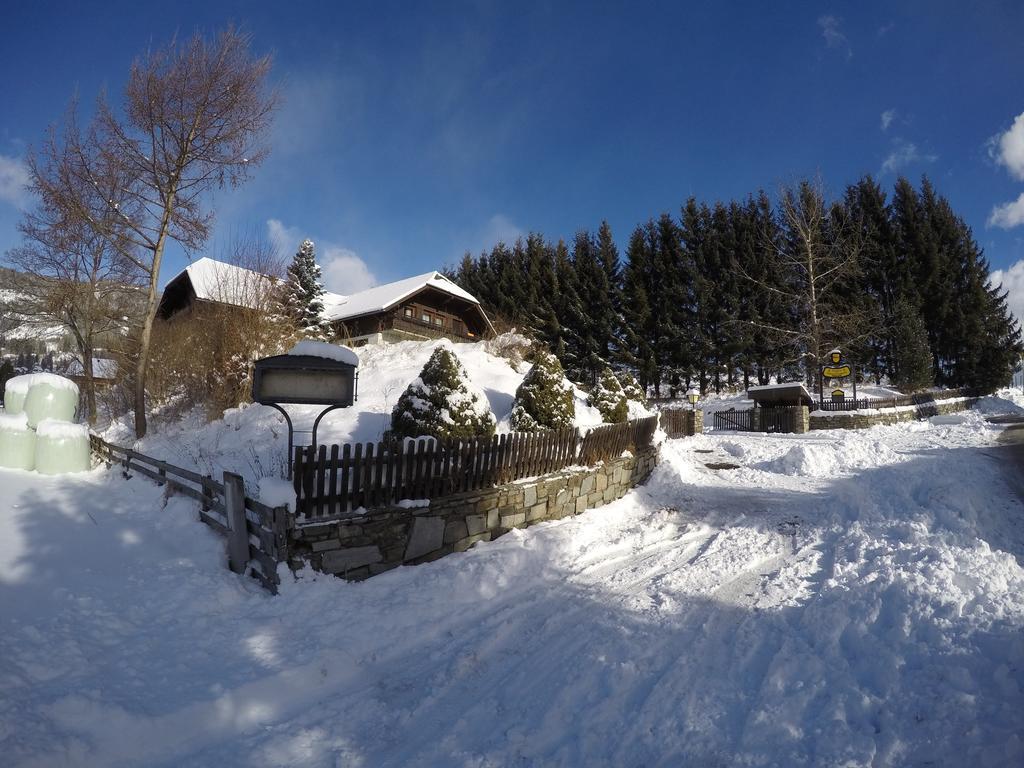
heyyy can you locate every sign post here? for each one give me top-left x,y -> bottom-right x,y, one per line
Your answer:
252,350 -> 359,479
820,348 -> 857,409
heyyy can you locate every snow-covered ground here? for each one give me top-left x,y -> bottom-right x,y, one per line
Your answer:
103,339 -> 611,487
3,398 -> 1023,766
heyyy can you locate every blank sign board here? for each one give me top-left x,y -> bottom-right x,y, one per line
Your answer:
252,354 -> 357,406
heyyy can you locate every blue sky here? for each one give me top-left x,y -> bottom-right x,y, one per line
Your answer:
1,0 -> 1023,313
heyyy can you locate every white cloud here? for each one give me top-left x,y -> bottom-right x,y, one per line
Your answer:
266,218 -> 377,295
880,139 -> 937,175
818,15 -> 851,58
321,247 -> 377,294
0,153 -> 30,208
987,192 -> 1024,230
483,214 -> 523,246
989,111 -> 1024,181
989,258 -> 1024,325
880,109 -> 896,132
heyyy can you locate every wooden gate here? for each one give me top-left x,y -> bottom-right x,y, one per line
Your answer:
712,409 -> 753,431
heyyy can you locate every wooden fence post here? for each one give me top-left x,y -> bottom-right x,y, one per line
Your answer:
224,471 -> 249,575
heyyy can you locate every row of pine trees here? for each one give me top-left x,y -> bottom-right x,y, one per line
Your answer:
450,175 -> 1022,397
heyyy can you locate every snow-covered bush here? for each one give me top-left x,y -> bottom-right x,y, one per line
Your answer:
617,370 -> 647,406
391,345 -> 496,441
484,329 -> 533,372
509,350 -> 576,431
587,366 -> 628,423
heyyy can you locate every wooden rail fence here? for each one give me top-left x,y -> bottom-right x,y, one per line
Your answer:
293,416 -> 659,520
89,435 -> 289,594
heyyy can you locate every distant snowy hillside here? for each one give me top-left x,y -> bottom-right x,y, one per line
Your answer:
104,340 -> 617,486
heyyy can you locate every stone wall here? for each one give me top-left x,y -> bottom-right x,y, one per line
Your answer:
292,446 -> 660,580
809,397 -> 978,431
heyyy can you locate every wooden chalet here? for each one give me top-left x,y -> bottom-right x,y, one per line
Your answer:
325,271 -> 493,345
157,258 -> 278,320
157,259 -> 493,345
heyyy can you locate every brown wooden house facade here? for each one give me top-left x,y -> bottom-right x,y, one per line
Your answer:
327,272 -> 494,345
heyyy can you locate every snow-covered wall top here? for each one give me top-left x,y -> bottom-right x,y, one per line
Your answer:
287,341 -> 359,367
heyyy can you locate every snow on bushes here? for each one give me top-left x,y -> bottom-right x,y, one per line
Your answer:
509,350 -> 576,431
484,329 -> 533,372
587,366 -> 628,423
390,343 -> 496,441
617,370 -> 647,406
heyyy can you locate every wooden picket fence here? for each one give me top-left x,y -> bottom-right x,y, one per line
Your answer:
293,415 -> 659,520
89,435 -> 289,593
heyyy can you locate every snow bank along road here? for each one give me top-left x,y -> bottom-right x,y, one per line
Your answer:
2,409 -> 1023,767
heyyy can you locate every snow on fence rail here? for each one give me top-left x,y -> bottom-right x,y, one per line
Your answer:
89,435 -> 289,594
293,415 -> 659,520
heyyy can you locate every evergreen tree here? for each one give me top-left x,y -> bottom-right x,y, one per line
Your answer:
571,231 -> 616,386
391,345 -> 496,440
621,223 -> 657,393
616,370 -> 647,405
891,299 -> 933,391
284,239 -> 332,341
509,350 -> 576,431
587,365 -> 628,423
553,240 -> 585,379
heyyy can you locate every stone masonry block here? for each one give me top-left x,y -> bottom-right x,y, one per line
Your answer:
311,539 -> 341,553
466,514 -> 488,536
527,502 -> 547,522
500,511 -> 526,528
454,532 -> 491,552
444,520 -> 469,544
321,546 -> 382,574
405,516 -> 445,561
524,485 -> 537,507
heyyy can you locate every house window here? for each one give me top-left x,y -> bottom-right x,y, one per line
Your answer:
434,316 -> 443,327
404,307 -> 413,318
422,312 -> 431,323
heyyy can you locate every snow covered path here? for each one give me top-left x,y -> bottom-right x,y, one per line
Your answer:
2,410 -> 1024,767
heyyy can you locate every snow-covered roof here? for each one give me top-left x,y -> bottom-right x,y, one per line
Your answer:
747,382 -> 814,406
172,257 -> 279,310
324,272 -> 481,322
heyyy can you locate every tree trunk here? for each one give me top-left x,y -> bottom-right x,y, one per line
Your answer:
83,349 -> 96,425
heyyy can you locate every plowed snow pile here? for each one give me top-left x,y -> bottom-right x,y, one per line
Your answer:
2,402 -> 1023,767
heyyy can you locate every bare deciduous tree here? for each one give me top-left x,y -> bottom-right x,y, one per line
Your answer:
30,27 -> 277,436
740,179 -> 871,384
8,117 -> 144,423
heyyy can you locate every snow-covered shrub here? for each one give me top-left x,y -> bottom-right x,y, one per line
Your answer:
588,366 -> 628,423
509,350 -> 576,431
484,329 -> 533,372
391,344 -> 496,441
617,370 -> 647,406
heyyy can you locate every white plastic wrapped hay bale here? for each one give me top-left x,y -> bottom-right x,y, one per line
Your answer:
0,411 -> 35,470
23,373 -> 79,428
34,419 -> 90,475
3,373 -> 37,415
